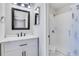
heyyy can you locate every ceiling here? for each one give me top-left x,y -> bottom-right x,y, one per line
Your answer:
49,3 -> 74,10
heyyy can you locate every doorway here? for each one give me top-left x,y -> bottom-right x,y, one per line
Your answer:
47,4 -> 72,56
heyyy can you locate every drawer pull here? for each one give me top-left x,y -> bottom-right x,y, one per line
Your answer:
20,44 -> 27,46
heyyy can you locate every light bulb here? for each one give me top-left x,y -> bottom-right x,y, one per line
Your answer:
21,4 -> 25,7
37,8 -> 39,11
28,5 -> 31,8
13,3 -> 17,5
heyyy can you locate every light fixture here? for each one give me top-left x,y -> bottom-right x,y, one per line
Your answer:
13,3 -> 17,5
13,3 -> 31,9
35,7 -> 40,12
21,4 -> 25,7
36,7 -> 39,11
28,5 -> 31,8
28,3 -> 31,8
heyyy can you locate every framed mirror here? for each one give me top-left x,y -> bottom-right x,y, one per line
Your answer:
12,8 -> 30,30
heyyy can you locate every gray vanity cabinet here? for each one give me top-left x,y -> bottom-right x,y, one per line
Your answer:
0,38 -> 38,56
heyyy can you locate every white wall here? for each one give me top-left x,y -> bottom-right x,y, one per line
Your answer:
0,4 -> 5,39
54,11 -> 72,55
37,3 -> 47,56
55,5 -> 72,15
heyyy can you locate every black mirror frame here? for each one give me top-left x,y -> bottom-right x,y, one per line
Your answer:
12,8 -> 30,30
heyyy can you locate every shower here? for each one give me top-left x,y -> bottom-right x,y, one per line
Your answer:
47,3 -> 78,56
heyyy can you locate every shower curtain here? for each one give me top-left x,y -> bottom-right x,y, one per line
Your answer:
69,4 -> 79,56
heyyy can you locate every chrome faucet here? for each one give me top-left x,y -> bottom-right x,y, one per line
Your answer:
17,32 -> 26,37
21,32 -> 22,37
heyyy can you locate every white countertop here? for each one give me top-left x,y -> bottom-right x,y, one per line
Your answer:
0,35 -> 39,43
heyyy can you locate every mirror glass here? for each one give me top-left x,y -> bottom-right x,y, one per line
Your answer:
12,8 -> 30,30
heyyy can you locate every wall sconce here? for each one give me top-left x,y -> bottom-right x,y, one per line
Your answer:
35,7 -> 40,13
34,7 -> 40,25
28,4 -> 31,8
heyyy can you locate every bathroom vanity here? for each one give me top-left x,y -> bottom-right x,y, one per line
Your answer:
0,3 -> 40,56
0,35 -> 39,56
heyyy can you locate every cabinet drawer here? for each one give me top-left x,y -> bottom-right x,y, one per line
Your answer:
3,39 -> 38,52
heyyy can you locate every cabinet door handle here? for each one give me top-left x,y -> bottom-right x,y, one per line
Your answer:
22,51 -> 23,56
22,51 -> 26,56
20,44 -> 27,46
